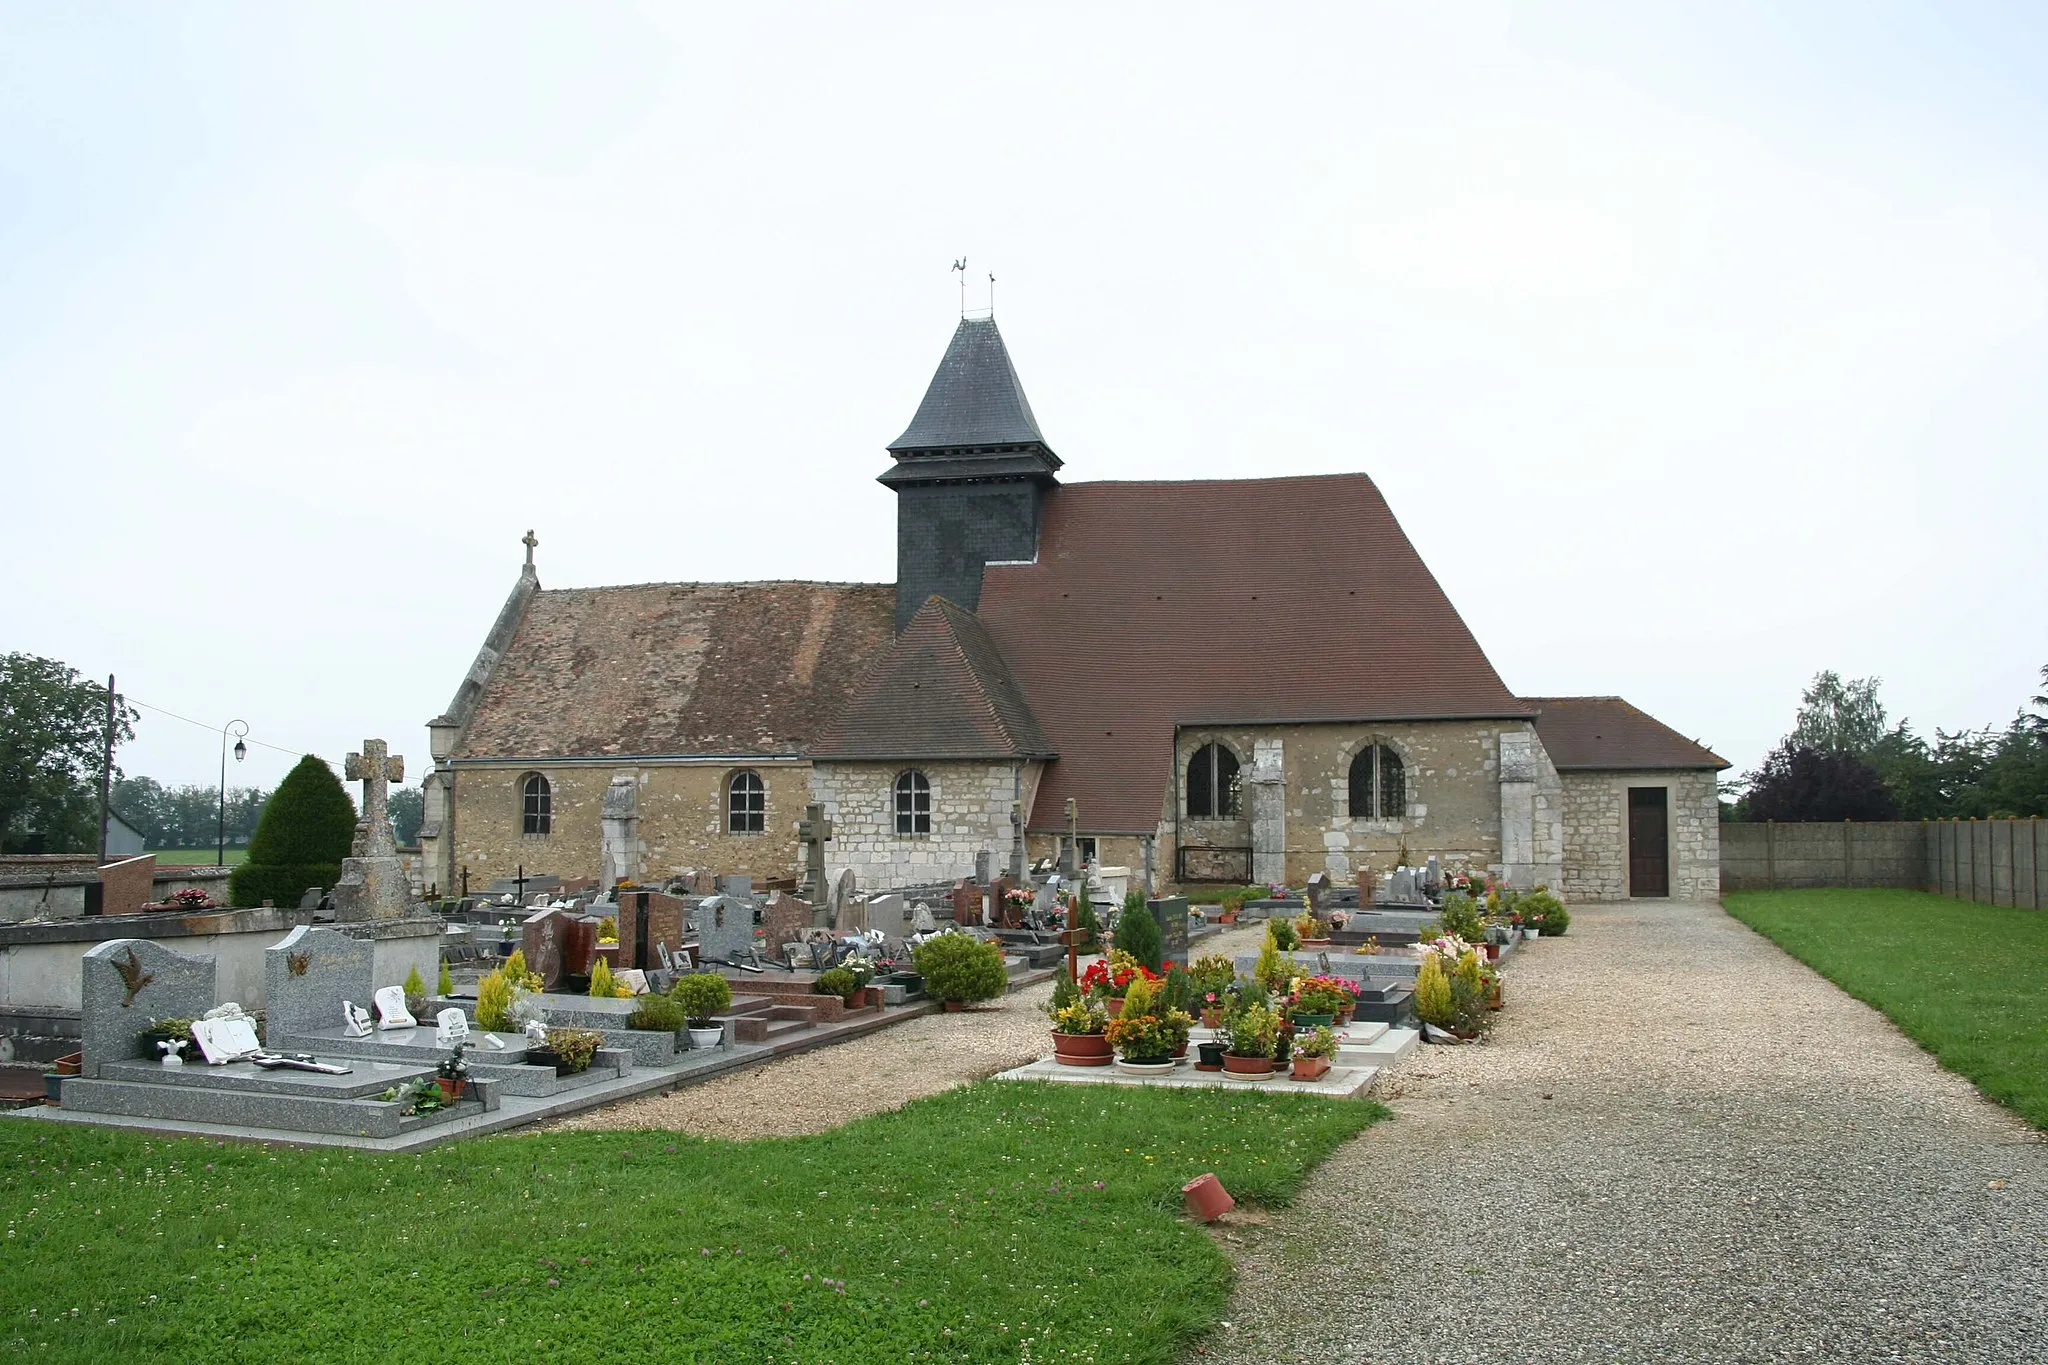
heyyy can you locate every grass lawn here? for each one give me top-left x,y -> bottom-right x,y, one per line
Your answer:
148,848 -> 246,866
1725,888 -> 2048,1129
0,1081 -> 1383,1363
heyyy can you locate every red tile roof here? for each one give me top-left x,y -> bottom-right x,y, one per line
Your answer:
812,596 -> 1055,761
455,581 -> 896,760
1526,697 -> 1729,772
974,475 -> 1531,832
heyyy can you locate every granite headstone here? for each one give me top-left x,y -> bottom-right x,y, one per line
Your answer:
80,938 -> 217,1079
1147,896 -> 1192,970
520,907 -> 570,989
264,924 -> 373,1048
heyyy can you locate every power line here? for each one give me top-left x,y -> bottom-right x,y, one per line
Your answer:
123,696 -> 309,758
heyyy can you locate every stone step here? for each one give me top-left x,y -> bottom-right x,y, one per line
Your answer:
735,1016 -> 815,1044
466,1055 -> 633,1098
60,1073 -> 498,1139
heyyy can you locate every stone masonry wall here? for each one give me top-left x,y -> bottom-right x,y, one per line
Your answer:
810,760 -> 1034,890
449,761 -> 808,886
1559,769 -> 1720,902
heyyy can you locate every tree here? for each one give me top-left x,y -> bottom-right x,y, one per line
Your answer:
1112,890 -> 1164,972
1745,744 -> 1898,822
0,653 -> 134,853
1789,671 -> 1890,755
229,756 -> 357,908
388,786 -> 424,846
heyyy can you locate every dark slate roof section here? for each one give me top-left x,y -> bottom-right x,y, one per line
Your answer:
973,475 -> 1533,833
1526,696 -> 1730,772
888,317 -> 1058,458
454,582 -> 897,760
811,596 -> 1055,761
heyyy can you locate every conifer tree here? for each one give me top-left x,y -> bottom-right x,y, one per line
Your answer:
1112,894 -> 1164,972
229,755 -> 356,908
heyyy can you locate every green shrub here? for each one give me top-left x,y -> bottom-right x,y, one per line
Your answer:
546,1027 -> 604,1073
1069,895 -> 1100,949
1254,932 -> 1291,994
912,933 -> 1009,1004
1112,895 -> 1163,972
1520,890 -> 1570,936
1414,953 -> 1453,1026
229,754 -> 356,909
437,961 -> 454,997
1268,917 -> 1298,952
671,972 -> 732,1026
816,967 -> 858,1000
402,965 -> 427,1010
475,969 -> 514,1032
588,958 -> 618,998
626,994 -> 687,1032
1435,893 -> 1487,944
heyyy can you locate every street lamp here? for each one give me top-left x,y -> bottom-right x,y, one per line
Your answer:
218,720 -> 249,868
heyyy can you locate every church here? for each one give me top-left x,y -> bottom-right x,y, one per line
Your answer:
416,317 -> 1727,904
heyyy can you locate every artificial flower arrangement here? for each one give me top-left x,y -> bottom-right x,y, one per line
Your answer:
1100,973 -> 1193,1063
1289,975 -> 1359,1018
1079,950 -> 1161,1001
168,887 -> 216,909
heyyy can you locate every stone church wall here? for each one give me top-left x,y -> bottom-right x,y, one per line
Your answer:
1559,769 -> 1721,902
447,760 -> 808,887
810,760 -> 1036,890
1164,720 -> 1520,888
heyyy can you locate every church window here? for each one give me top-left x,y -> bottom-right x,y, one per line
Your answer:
521,773 -> 552,835
727,770 -> 766,834
1348,745 -> 1406,820
1186,743 -> 1242,819
894,770 -> 932,835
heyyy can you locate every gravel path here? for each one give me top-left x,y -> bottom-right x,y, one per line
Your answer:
1205,900 -> 2048,1365
544,927 -> 1271,1139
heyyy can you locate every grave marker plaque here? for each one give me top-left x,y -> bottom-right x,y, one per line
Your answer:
1148,896 -> 1192,970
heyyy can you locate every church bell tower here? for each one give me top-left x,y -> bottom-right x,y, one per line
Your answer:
880,317 -> 1060,632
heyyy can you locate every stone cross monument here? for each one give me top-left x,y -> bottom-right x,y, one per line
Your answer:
332,738 -> 414,922
798,803 -> 832,923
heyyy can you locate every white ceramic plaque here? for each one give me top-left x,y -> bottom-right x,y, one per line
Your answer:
435,1008 -> 471,1046
373,985 -> 416,1030
343,1001 -> 373,1037
190,1016 -> 262,1064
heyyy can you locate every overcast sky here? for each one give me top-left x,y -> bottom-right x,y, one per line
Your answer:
4,2 -> 2044,798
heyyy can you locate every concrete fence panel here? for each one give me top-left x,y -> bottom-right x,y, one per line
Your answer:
1723,818 -> 2044,909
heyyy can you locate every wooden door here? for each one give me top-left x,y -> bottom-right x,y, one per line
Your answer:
1628,787 -> 1669,897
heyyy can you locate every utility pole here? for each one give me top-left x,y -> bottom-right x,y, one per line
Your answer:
98,675 -> 115,864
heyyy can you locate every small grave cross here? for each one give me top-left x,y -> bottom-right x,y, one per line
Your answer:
345,739 -> 405,857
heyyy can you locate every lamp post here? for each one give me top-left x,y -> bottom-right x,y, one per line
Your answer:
217,720 -> 249,867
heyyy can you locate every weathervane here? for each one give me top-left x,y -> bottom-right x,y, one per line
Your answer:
952,257 -> 967,317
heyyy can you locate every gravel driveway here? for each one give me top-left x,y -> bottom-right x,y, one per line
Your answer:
1204,899 -> 2048,1365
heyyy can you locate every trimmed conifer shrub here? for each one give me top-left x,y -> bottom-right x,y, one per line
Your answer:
229,755 -> 357,908
1112,894 -> 1164,973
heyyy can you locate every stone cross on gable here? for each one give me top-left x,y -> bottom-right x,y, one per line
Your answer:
345,739 -> 405,859
522,529 -> 538,568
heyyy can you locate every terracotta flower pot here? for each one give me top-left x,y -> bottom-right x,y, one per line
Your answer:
1221,1054 -> 1275,1077
434,1076 -> 467,1102
1182,1173 -> 1235,1222
1484,943 -> 1501,962
1334,1007 -> 1355,1026
1105,997 -> 1124,1019
1051,1031 -> 1113,1067
1487,980 -> 1504,1010
1200,1007 -> 1221,1029
1300,937 -> 1331,949
942,999 -> 965,1013
1290,1055 -> 1330,1081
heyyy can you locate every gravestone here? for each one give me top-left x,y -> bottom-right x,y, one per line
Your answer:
839,894 -> 870,935
831,868 -> 857,926
988,876 -> 1018,928
620,890 -> 692,970
1422,856 -> 1442,898
1305,872 -> 1330,917
716,874 -> 753,898
1147,896 -> 1192,970
599,775 -> 641,889
763,892 -> 812,955
521,908 -> 571,989
561,916 -> 597,978
693,895 -> 757,963
951,879 -> 987,928
332,739 -> 414,922
910,902 -> 938,934
373,985 -> 416,1030
1386,868 -> 1420,904
975,849 -> 992,884
798,804 -> 832,907
264,925 -> 373,1047
865,893 -> 907,936
79,938 -> 217,1079
1355,867 -> 1376,902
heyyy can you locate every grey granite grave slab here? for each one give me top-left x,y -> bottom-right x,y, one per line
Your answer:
265,924 -> 374,1048
1149,896 -> 1191,969
692,896 -> 758,962
81,938 -> 217,1079
99,1056 -> 426,1100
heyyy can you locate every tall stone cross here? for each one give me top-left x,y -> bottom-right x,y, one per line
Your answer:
522,529 -> 538,568
345,739 -> 405,858
798,803 -> 832,906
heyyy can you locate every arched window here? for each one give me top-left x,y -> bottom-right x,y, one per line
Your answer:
1186,743 -> 1242,819
727,770 -> 766,834
894,770 -> 932,835
521,773 -> 552,835
1348,744 -> 1406,820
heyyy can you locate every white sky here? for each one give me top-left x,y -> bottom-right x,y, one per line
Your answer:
4,2 -> 2045,794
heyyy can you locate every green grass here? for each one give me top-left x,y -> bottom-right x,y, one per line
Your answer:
1725,888 -> 2048,1128
0,1081 -> 1383,1363
147,848 -> 246,866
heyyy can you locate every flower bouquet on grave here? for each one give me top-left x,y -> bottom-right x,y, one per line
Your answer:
1220,1002 -> 1280,1078
1287,975 -> 1357,1028
139,1016 -> 196,1062
168,887 -> 215,909
1044,975 -> 1111,1066
435,1040 -> 472,1101
544,1027 -> 604,1075
1291,1024 -> 1339,1081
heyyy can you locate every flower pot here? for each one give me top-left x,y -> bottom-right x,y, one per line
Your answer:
688,1026 -> 725,1050
1484,943 -> 1501,962
1105,997 -> 1124,1019
1487,981 -> 1503,1010
434,1075 -> 468,1102
1525,928 -> 1540,939
43,1074 -> 62,1105
1195,1041 -> 1227,1072
1182,1172 -> 1235,1222
1334,1007 -> 1355,1026
1289,1011 -> 1335,1028
1300,937 -> 1331,949
1114,1057 -> 1176,1075
1171,1039 -> 1188,1060
1200,1007 -> 1221,1029
1291,1055 -> 1331,1082
524,1047 -> 560,1070
1051,1032 -> 1114,1067
54,1052 -> 81,1077
1219,911 -> 1238,925
1221,1054 -> 1275,1078
942,999 -> 965,1013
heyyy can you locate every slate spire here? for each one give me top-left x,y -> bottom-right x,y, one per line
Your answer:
886,317 -> 1059,465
